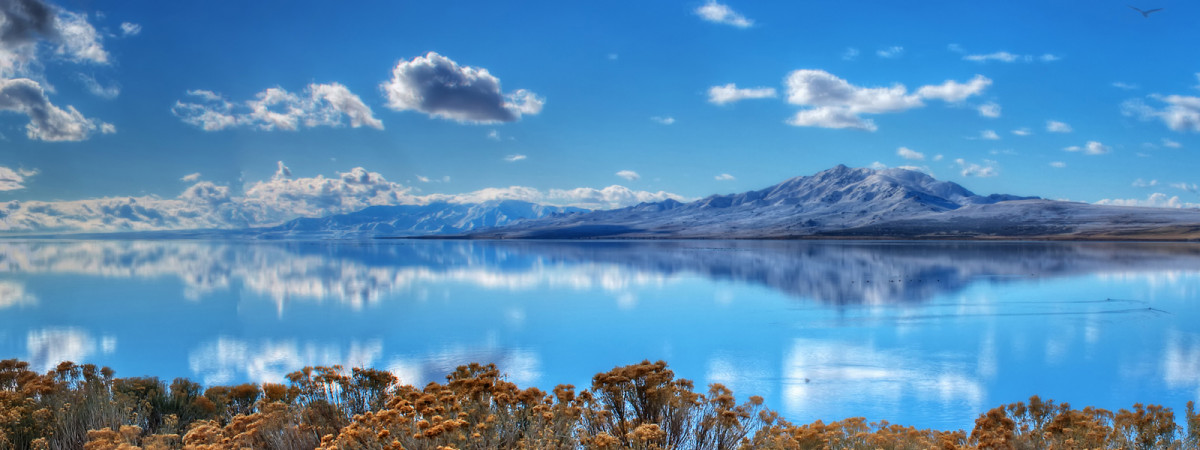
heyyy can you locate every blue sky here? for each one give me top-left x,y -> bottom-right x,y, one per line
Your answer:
2,0 -> 1200,231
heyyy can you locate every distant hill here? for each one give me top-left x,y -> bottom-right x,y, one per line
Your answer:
465,165 -> 1200,240
255,200 -> 588,238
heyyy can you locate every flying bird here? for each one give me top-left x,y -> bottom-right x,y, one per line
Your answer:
1128,6 -> 1163,17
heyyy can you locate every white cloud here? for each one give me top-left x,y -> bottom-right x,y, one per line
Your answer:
0,78 -> 113,141
784,70 -> 989,131
1112,82 -> 1139,90
53,11 -> 108,64
933,154 -> 944,161
978,102 -> 1001,118
615,170 -> 640,181
77,73 -> 118,99
695,0 -> 753,28
414,175 -> 450,183
180,172 -> 201,182
841,47 -> 859,61
963,51 -> 1022,63
1162,138 -> 1182,148
896,146 -> 924,161
955,158 -> 998,177
427,185 -> 686,211
1046,120 -> 1073,133
915,75 -> 992,102
1039,54 -> 1061,62
980,130 -> 1000,140
1132,178 -> 1158,188
876,46 -> 903,58
1012,128 -> 1032,136
1123,95 -> 1200,132
1171,182 -> 1198,193
0,281 -> 35,310
714,173 -> 735,181
173,82 -> 383,131
1096,193 -> 1200,209
651,116 -> 675,125
1064,141 -> 1110,155
487,129 -> 501,140
119,22 -> 141,37
503,154 -> 526,162
1049,161 -> 1066,168
380,52 -> 543,123
707,83 -> 777,105
0,166 -> 36,190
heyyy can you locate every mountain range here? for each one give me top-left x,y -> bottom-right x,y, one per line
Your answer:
462,165 -> 1200,240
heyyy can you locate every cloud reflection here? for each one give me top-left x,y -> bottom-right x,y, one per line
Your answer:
26,327 -> 116,373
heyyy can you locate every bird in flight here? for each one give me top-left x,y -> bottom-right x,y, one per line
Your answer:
1128,6 -> 1163,17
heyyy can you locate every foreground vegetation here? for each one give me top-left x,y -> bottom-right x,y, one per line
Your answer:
1,358 -> 1197,449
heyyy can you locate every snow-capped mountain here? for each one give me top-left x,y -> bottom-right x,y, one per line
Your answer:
256,200 -> 588,238
468,165 -> 1200,239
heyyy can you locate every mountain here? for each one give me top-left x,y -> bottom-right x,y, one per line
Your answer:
466,165 -> 1200,240
255,200 -> 588,238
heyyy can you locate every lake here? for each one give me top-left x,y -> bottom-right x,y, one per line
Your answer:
2,239 -> 1198,431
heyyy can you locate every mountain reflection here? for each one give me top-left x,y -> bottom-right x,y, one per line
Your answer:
3,240 -> 1200,310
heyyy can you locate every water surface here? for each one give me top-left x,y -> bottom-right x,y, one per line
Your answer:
2,239 -> 1198,431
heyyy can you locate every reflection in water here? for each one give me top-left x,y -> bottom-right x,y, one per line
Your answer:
2,239 -> 1199,430
784,339 -> 984,424
26,328 -> 117,373
0,281 -> 36,309
188,338 -> 384,385
3,240 -> 1199,308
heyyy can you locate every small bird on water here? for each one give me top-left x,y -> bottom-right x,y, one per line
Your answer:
1128,6 -> 1163,17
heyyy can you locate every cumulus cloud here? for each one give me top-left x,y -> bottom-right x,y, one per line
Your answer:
955,158 -> 998,177
1064,141 -> 1110,155
896,146 -> 924,161
119,22 -> 141,37
650,116 -> 675,125
0,165 -> 36,190
380,52 -> 543,123
695,0 -> 753,28
978,102 -> 1001,118
0,77 -> 113,141
784,70 -> 990,131
876,46 -> 903,58
180,172 -> 201,182
1122,95 -> 1200,132
1046,120 -> 1072,133
707,83 -> 776,105
1096,193 -> 1200,209
173,82 -> 382,131
615,170 -> 640,181
714,173 -> 735,181
53,10 -> 106,64
503,154 -> 526,162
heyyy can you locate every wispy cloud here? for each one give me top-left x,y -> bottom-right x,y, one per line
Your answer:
980,130 -> 1000,140
707,84 -> 777,105
1162,138 -> 1182,148
963,51 -> 1060,64
503,154 -> 526,162
1064,141 -> 1110,155
1112,82 -> 1139,90
784,70 -> 990,131
841,47 -> 859,61
1046,120 -> 1072,133
615,170 -> 640,181
119,22 -> 142,37
978,102 -> 1001,118
380,52 -> 542,123
172,83 -> 383,131
955,158 -> 998,177
1133,178 -> 1158,188
897,146 -> 925,161
695,1 -> 753,28
714,173 -> 735,181
180,172 -> 202,183
1049,161 -> 1066,168
1123,94 -> 1200,133
651,116 -> 675,125
1012,128 -> 1032,136
0,166 -> 37,191
876,46 -> 904,59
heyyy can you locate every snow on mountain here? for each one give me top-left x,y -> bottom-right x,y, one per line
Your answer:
468,165 -> 1200,239
258,200 -> 587,238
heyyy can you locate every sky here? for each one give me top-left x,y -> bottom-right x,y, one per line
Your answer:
2,0 -> 1200,232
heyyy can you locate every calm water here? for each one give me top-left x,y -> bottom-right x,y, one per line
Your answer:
2,239 -> 1199,431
